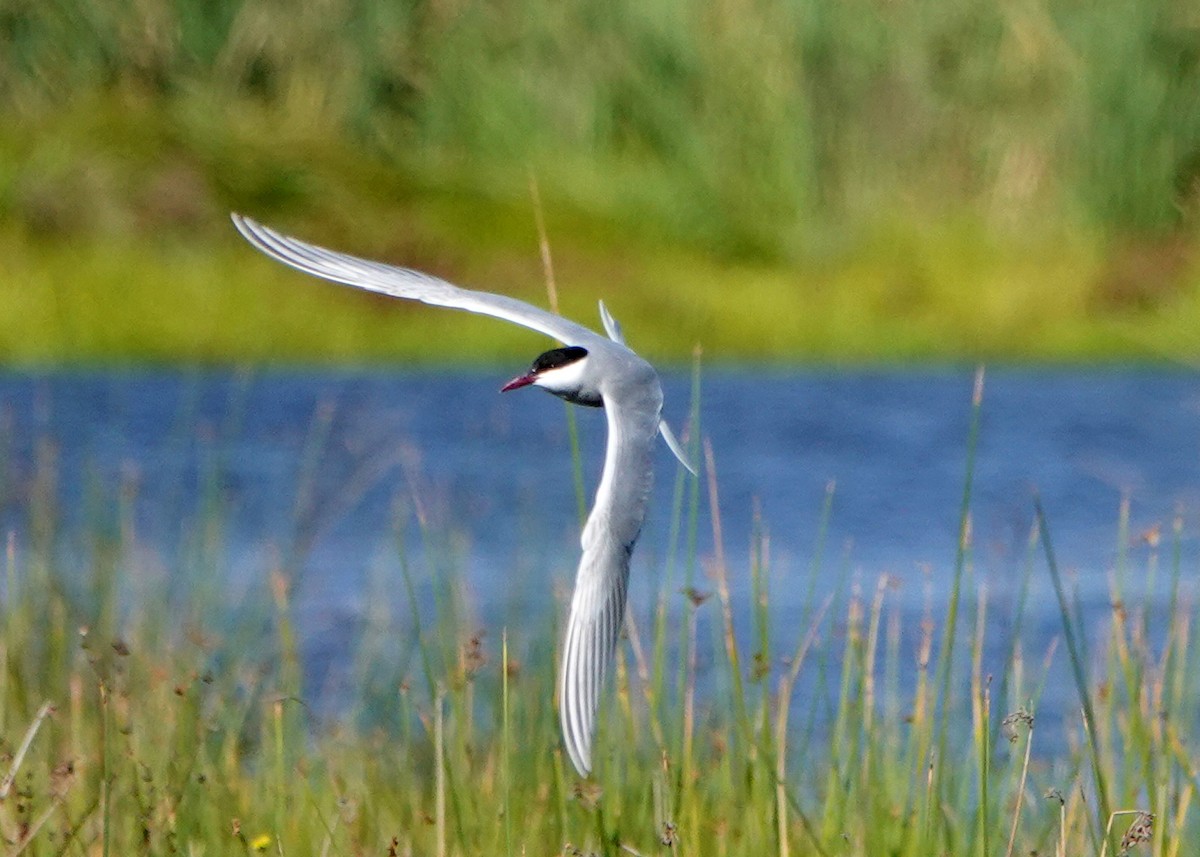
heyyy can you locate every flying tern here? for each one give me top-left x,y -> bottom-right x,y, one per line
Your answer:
231,213 -> 694,775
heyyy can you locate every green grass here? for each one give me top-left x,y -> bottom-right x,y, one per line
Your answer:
1,376 -> 1197,856
5,0 -> 1199,241
2,0 -> 1200,362
2,139 -> 1200,365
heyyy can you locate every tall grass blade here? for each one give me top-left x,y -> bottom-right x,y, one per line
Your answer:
1002,710 -> 1034,857
100,679 -> 111,857
529,172 -> 587,524
435,682 -> 446,857
655,346 -> 701,740
932,367 -> 985,823
703,440 -> 752,758
992,521 -> 1038,745
1034,495 -> 1114,855
772,594 -> 834,857
0,700 -> 53,800
502,628 -> 512,857
674,346 -> 704,807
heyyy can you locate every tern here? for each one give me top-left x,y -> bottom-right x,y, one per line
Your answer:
231,213 -> 694,775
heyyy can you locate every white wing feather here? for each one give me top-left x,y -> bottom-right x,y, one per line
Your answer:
558,387 -> 658,775
598,300 -> 625,344
231,214 -> 602,347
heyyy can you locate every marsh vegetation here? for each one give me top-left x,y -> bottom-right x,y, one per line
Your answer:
1,372 -> 1196,855
3,0 -> 1200,362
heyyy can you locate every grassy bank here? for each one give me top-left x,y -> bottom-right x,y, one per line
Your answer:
2,110 -> 1199,365
2,0 -> 1200,362
1,378 -> 1197,855
6,0 -> 1200,242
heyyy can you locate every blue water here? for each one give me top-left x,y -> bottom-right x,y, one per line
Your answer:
2,367 -> 1197,722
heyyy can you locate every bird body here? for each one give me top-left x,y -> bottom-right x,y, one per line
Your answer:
231,214 -> 691,775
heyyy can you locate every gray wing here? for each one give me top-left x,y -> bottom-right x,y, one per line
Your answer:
231,214 -> 603,346
598,301 -> 625,345
598,300 -> 696,476
559,373 -> 661,775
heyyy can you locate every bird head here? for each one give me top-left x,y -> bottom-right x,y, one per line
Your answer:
501,346 -> 600,406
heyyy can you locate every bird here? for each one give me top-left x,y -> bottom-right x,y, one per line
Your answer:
230,213 -> 694,775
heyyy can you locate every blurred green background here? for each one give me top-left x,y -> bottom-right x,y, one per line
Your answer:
3,0 -> 1199,364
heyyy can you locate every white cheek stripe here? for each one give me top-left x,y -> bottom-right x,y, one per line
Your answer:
534,357 -> 590,392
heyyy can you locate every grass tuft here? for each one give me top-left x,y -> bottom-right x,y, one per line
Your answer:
1,377 -> 1198,855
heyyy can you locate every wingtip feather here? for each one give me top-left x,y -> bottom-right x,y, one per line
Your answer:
659,419 -> 698,476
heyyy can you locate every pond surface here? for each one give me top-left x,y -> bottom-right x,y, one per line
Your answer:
2,367 -> 1196,721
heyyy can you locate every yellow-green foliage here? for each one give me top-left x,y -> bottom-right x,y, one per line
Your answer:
2,0 -> 1200,362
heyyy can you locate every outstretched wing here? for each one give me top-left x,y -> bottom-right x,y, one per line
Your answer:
232,214 -> 603,347
558,374 -> 661,775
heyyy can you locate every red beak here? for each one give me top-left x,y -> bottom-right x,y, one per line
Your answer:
500,373 -> 536,393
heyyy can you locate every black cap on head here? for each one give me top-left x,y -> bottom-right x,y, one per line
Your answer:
531,346 -> 588,373
500,346 -> 590,394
